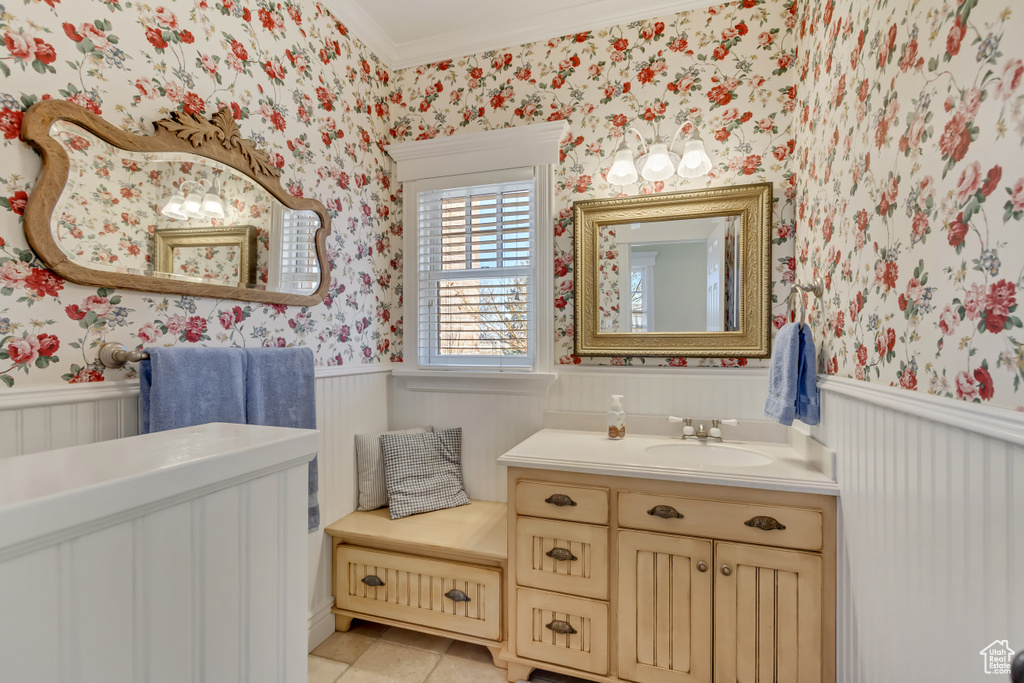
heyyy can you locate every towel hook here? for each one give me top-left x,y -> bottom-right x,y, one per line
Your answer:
789,278 -> 823,327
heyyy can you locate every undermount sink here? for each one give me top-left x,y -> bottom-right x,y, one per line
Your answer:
643,442 -> 773,468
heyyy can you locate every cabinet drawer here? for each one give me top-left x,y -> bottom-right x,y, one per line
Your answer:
335,545 -> 501,641
516,517 -> 609,599
516,588 -> 608,675
516,480 -> 609,524
618,491 -> 823,551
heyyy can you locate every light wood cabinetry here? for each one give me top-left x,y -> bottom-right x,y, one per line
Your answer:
505,469 -> 835,683
325,501 -> 508,668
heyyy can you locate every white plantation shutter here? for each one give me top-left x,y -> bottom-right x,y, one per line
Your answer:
417,175 -> 536,368
279,209 -> 321,292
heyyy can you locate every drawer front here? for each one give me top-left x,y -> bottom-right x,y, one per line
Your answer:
516,588 -> 608,675
516,480 -> 609,524
335,545 -> 501,641
516,517 -> 609,600
618,491 -> 823,551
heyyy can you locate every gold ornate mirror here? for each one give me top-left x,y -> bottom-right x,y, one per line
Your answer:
19,100 -> 330,305
574,183 -> 772,358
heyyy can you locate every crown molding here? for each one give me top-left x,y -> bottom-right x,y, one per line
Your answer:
325,0 -> 720,71
387,120 -> 569,181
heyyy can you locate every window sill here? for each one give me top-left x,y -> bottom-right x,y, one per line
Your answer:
390,368 -> 558,396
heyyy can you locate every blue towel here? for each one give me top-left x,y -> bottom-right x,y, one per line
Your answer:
139,348 -> 247,434
245,347 -> 319,531
796,324 -> 820,425
764,322 -> 801,425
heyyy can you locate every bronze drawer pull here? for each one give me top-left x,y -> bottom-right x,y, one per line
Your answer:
647,504 -> 684,519
545,494 -> 577,507
545,619 -> 577,635
744,515 -> 786,531
361,575 -> 385,587
546,547 -> 578,562
444,589 -> 471,603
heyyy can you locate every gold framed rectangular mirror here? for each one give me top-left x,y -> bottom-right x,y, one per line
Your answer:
154,225 -> 258,287
573,182 -> 772,358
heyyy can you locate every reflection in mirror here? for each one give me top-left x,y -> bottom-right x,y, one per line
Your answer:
597,217 -> 739,333
49,120 -> 320,294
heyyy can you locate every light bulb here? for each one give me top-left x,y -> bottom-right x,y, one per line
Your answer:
199,179 -> 225,218
678,138 -> 713,178
640,143 -> 676,181
161,191 -> 187,220
607,149 -> 639,185
180,188 -> 203,218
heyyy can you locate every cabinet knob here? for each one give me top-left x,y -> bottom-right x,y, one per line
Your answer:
647,504 -> 684,519
545,494 -> 577,507
546,547 -> 578,562
720,564 -> 732,576
360,575 -> 385,587
444,589 -> 471,603
744,515 -> 786,531
696,561 -> 708,573
545,619 -> 577,635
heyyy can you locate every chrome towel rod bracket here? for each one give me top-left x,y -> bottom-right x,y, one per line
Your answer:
98,342 -> 150,369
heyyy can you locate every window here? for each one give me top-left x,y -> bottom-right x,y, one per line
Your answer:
387,121 -> 566,379
416,171 -> 536,368
628,251 -> 657,333
268,207 -> 321,293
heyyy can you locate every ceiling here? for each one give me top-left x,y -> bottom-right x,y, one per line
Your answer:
325,0 -> 716,70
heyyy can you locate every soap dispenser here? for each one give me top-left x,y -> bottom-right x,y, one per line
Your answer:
607,394 -> 625,440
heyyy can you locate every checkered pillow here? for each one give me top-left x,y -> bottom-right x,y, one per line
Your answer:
355,426 -> 433,511
380,427 -> 470,520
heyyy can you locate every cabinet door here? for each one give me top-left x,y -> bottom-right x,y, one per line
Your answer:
618,530 -> 713,683
714,542 -> 822,683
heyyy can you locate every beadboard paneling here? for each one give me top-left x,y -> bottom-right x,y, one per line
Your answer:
549,368 -> 769,419
0,366 -> 391,651
813,385 -> 1023,683
388,377 -> 546,502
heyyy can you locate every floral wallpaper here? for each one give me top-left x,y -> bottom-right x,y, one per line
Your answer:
387,0 -> 799,367
795,0 -> 1024,410
0,0 -> 399,388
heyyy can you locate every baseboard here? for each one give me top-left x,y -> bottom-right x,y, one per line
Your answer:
308,600 -> 337,652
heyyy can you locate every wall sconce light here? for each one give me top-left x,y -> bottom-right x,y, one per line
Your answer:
161,178 -> 228,221
607,124 -> 713,185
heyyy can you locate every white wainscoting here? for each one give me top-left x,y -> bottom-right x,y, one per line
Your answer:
0,365 -> 391,651
388,367 -> 771,503
813,378 -> 1024,683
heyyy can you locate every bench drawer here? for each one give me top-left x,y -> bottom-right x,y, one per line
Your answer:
516,588 -> 608,675
516,480 -> 609,524
618,491 -> 823,551
335,545 -> 501,640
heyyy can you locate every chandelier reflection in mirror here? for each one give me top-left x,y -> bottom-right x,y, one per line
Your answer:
607,123 -> 713,185
161,178 -> 228,221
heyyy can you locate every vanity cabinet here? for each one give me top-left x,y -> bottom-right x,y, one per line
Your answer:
504,468 -> 835,683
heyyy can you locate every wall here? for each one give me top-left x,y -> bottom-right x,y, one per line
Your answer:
795,0 -> 1024,410
0,0 -> 400,389
388,0 -> 799,367
651,241 -> 706,331
812,379 -> 1023,681
0,365 -> 391,650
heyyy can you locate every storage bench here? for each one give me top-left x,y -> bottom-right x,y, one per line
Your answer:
325,501 -> 508,667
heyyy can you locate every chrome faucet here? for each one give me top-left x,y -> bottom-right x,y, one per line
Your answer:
668,417 -> 738,441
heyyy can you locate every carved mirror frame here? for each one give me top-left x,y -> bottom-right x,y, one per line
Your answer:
20,100 -> 331,305
574,182 -> 772,358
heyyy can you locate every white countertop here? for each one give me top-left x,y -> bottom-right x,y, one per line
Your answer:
498,429 -> 839,496
0,423 -> 318,556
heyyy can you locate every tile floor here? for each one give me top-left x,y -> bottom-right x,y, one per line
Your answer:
308,620 -> 592,683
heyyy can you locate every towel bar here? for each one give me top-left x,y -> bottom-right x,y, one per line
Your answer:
97,342 -> 150,369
